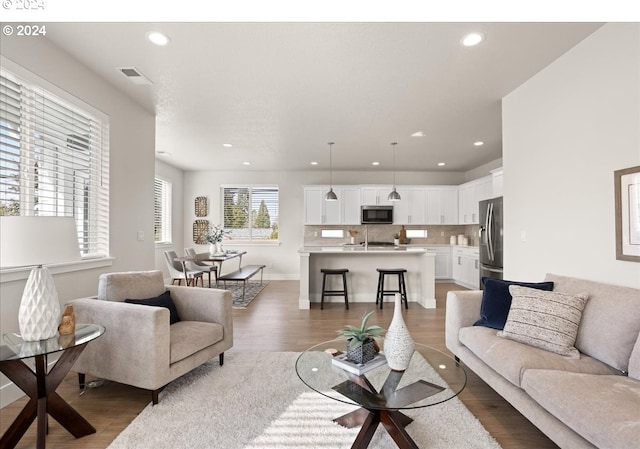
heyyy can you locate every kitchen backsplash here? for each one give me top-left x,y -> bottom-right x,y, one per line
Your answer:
304,224 -> 480,246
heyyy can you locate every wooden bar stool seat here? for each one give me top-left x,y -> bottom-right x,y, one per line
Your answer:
376,268 -> 408,309
320,268 -> 350,310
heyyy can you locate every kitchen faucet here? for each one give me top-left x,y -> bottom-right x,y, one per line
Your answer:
364,225 -> 368,249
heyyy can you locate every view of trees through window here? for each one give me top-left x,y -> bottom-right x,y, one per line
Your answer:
222,186 -> 278,241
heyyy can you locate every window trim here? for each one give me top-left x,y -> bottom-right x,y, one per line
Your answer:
220,184 -> 279,243
154,176 -> 172,245
0,56 -> 110,259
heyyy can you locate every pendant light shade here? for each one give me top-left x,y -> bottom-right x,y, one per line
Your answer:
387,142 -> 401,201
325,142 -> 337,201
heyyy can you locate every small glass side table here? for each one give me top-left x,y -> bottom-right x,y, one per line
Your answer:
0,323 -> 105,449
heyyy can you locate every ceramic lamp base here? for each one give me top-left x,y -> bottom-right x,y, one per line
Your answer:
18,266 -> 61,341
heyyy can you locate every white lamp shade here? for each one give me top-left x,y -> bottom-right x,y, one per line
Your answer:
0,216 -> 81,268
1,216 -> 81,341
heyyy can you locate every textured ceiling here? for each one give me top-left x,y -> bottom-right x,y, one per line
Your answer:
42,22 -> 602,172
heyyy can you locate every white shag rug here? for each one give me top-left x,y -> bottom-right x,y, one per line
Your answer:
106,352 -> 502,449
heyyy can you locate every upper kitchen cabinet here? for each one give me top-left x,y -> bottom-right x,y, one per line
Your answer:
361,186 -> 394,206
393,187 -> 426,224
458,176 -> 493,224
425,187 -> 458,224
304,186 -> 360,225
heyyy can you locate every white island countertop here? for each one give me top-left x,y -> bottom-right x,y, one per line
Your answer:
298,246 -> 429,254
298,246 -> 435,310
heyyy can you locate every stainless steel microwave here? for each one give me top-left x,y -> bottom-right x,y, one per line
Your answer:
361,205 -> 393,224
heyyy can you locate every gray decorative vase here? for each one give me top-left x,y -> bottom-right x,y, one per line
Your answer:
384,293 -> 415,371
347,339 -> 377,365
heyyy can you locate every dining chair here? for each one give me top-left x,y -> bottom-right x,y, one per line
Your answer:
185,247 -> 218,288
163,250 -> 204,286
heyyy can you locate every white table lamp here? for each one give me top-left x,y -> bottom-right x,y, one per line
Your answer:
1,216 -> 81,341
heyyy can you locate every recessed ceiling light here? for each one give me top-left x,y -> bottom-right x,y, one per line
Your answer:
474,141 -> 484,146
411,131 -> 425,137
310,161 -> 318,165
438,162 -> 446,166
223,143 -> 233,148
461,32 -> 484,47
242,161 -> 251,166
371,161 -> 380,166
146,31 -> 170,46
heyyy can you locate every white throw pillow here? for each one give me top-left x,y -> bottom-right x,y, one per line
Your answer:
497,285 -> 589,358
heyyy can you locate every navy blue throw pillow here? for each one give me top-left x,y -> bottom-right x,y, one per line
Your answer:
125,290 -> 181,325
473,278 -> 554,330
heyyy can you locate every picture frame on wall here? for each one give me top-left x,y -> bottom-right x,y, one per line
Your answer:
614,165 -> 640,262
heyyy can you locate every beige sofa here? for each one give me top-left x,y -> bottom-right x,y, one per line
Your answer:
446,273 -> 640,449
69,270 -> 233,404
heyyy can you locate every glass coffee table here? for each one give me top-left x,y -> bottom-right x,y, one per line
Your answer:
296,339 -> 466,449
0,323 -> 105,449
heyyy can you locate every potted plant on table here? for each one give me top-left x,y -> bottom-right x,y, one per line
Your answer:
204,224 -> 231,255
337,311 -> 384,365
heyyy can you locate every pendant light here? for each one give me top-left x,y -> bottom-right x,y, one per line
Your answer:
387,142 -> 401,201
325,142 -> 338,201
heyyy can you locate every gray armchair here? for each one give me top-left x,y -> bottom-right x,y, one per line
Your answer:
69,270 -> 233,404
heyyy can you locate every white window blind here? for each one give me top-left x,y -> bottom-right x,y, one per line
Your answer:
0,67 -> 109,257
222,185 -> 279,241
154,177 -> 172,244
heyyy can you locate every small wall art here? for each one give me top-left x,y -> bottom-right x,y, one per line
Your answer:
614,165 -> 640,262
195,196 -> 208,217
193,219 -> 209,244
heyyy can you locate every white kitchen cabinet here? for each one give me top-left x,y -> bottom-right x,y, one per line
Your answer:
361,186 -> 394,206
458,176 -> 492,224
426,187 -> 458,224
304,186 -> 361,224
341,186 -> 361,224
452,246 -> 479,289
427,246 -> 452,279
393,187 -> 426,224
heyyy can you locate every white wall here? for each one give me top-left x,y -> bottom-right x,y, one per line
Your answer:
1,35 -> 156,406
180,169 -> 465,279
154,160 -> 185,280
502,23 -> 640,288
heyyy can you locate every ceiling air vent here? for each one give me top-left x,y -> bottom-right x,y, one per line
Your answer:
116,67 -> 153,85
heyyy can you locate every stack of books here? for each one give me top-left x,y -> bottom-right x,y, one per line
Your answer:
331,352 -> 387,375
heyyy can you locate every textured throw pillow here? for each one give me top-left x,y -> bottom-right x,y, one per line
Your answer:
497,285 -> 588,358
473,278 -> 555,330
124,290 -> 181,324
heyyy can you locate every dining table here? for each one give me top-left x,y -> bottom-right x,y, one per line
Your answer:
174,251 -> 247,286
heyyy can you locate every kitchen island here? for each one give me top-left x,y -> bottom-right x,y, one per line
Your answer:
298,246 -> 435,310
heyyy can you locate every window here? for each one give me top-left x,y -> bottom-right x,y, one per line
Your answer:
0,64 -> 109,258
154,177 -> 172,244
222,185 -> 279,242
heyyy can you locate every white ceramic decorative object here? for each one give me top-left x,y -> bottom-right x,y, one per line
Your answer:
19,266 -> 61,341
209,243 -> 216,254
383,293 -> 415,371
215,242 -> 223,254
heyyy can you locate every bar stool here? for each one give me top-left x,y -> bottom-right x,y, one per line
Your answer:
376,268 -> 408,309
320,268 -> 350,310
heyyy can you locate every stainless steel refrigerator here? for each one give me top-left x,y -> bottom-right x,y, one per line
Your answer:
479,196 -> 503,286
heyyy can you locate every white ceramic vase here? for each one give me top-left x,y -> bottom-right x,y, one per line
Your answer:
384,293 -> 414,371
19,266 -> 61,341
215,242 -> 223,254
209,243 -> 216,254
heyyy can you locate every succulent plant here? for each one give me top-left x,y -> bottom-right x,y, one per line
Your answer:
337,311 -> 384,349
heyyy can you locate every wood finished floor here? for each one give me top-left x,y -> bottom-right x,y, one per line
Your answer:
0,281 -> 559,449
